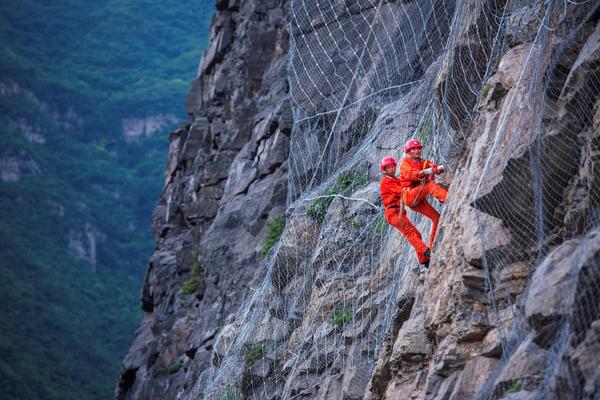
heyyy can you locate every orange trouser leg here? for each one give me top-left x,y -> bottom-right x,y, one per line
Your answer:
386,209 -> 429,263
411,199 -> 440,248
423,181 -> 448,203
403,181 -> 448,207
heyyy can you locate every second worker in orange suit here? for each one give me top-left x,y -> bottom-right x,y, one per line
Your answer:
379,139 -> 447,266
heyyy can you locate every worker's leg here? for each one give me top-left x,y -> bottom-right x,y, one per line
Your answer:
403,181 -> 447,207
423,181 -> 447,203
411,199 -> 440,248
386,210 -> 430,263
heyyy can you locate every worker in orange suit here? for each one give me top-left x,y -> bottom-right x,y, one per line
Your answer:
379,139 -> 447,266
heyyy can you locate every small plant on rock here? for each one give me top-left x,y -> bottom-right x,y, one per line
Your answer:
181,256 -> 202,295
506,379 -> 522,394
344,217 -> 362,230
307,171 -> 369,224
260,215 -> 285,259
368,214 -> 388,236
168,359 -> 182,374
222,385 -> 241,400
331,308 -> 353,327
481,83 -> 491,98
244,343 -> 266,368
418,120 -> 433,144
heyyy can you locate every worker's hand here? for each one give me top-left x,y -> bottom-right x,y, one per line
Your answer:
422,167 -> 435,175
434,164 -> 445,174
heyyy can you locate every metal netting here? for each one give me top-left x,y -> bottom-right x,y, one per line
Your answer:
197,0 -> 600,399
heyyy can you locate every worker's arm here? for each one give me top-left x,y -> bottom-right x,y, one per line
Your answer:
401,159 -> 425,182
422,163 -> 445,175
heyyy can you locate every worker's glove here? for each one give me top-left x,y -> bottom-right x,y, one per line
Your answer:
434,164 -> 445,174
422,167 -> 435,175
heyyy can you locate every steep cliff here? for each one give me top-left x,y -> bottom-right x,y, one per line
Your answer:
118,1 -> 600,399
117,1 -> 291,398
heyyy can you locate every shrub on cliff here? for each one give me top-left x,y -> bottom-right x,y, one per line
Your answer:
260,215 -> 285,259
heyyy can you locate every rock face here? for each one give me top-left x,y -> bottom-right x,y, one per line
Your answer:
118,1 -> 600,399
116,1 -> 291,399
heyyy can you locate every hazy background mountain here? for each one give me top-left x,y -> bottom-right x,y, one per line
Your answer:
0,1 -> 214,399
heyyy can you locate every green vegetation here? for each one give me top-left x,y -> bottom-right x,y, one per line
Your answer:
331,309 -> 353,327
344,217 -> 362,230
0,0 -> 214,136
222,385 -> 241,400
244,343 -> 266,368
418,120 -> 433,144
369,214 -> 388,236
168,360 -> 183,374
0,1 -> 214,399
307,171 -> 369,224
181,257 -> 202,295
260,215 -> 285,259
506,379 -> 522,393
482,83 -> 491,98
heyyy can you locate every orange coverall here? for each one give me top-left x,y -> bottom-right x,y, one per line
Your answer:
399,157 -> 447,249
380,175 -> 430,263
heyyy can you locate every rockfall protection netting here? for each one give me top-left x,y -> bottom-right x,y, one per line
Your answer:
200,0 -> 600,399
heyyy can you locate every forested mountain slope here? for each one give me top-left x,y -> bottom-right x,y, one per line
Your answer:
0,1 -> 213,399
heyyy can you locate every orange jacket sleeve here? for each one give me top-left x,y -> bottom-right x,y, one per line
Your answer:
400,158 -> 425,182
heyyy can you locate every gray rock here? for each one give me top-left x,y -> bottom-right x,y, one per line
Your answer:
181,118 -> 210,161
391,312 -> 431,364
492,338 -> 547,395
250,358 -> 273,379
462,267 -> 485,290
525,229 -> 600,347
299,351 -> 336,374
453,356 -> 499,399
342,363 -> 373,400
461,207 -> 511,269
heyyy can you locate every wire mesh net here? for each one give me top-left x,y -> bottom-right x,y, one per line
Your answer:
199,0 -> 600,399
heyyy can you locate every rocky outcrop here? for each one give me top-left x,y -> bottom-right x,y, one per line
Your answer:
121,114 -> 179,142
67,223 -> 105,268
0,154 -> 40,182
367,2 -> 600,399
116,1 -> 291,399
119,1 -> 600,399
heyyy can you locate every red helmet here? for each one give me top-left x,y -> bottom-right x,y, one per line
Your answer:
404,139 -> 423,153
380,156 -> 397,171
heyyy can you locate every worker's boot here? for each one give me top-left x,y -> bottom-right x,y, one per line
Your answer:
420,248 -> 431,267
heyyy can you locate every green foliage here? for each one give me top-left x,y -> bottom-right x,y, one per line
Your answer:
345,217 -> 362,230
0,0 -> 214,134
307,171 -> 369,224
181,259 -> 202,295
260,215 -> 285,259
222,386 -> 241,400
331,309 -> 353,327
369,214 -> 388,236
244,343 -> 266,368
306,196 -> 334,224
506,379 -> 522,394
168,360 -> 183,374
0,238 -> 142,400
482,83 -> 491,98
418,121 -> 433,144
